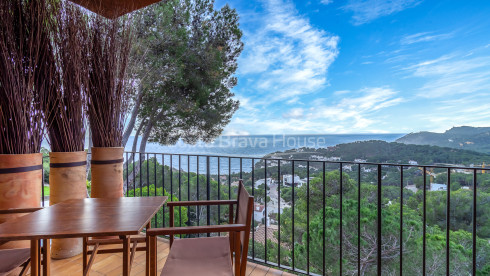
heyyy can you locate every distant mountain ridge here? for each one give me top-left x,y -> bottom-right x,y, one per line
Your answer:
265,140 -> 489,166
396,126 -> 490,154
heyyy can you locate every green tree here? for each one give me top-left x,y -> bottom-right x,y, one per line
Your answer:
124,0 -> 243,153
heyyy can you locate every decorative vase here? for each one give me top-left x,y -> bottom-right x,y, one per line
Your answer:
49,151 -> 87,259
90,147 -> 124,198
0,153 -> 42,249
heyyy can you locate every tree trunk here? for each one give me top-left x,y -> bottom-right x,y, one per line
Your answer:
122,87 -> 144,147
125,120 -> 146,191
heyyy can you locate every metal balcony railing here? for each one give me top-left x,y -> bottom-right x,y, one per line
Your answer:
40,152 -> 488,276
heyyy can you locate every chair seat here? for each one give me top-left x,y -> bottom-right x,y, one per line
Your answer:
0,248 -> 30,276
161,236 -> 233,276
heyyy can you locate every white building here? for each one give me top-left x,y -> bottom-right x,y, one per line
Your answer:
430,183 -> 447,191
254,204 -> 265,223
408,160 -> 418,165
355,158 -> 367,163
282,174 -> 304,187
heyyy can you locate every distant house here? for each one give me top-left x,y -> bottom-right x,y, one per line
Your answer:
405,185 -> 418,193
282,174 -> 304,187
254,204 -> 265,223
355,158 -> 367,163
311,155 -> 328,161
343,164 -> 353,172
408,160 -> 418,165
327,157 -> 341,161
430,183 -> 447,191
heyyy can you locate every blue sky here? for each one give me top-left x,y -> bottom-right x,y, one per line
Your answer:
213,0 -> 490,135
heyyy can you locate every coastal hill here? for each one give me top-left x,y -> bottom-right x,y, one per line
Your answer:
265,140 -> 490,166
396,126 -> 490,154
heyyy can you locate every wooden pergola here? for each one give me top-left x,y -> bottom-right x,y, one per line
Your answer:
69,0 -> 163,19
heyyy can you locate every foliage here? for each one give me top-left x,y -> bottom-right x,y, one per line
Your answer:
125,0 -> 243,152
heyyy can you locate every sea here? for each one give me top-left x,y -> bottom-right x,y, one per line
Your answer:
126,133 -> 405,157
43,134 -> 405,174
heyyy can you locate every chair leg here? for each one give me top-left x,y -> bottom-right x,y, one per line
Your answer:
84,243 -> 99,276
234,232 -> 240,276
83,237 -> 88,274
130,240 -> 138,270
19,259 -> 30,276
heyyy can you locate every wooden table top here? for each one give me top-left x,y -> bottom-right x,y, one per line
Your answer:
0,197 -> 167,241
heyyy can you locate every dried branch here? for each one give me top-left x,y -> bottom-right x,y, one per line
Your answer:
45,1 -> 90,152
0,0 -> 56,154
86,13 -> 134,147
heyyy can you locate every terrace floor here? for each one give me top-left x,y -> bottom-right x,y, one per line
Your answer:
16,237 -> 296,276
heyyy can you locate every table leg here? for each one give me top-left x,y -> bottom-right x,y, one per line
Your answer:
30,239 -> 39,276
42,239 -> 50,275
146,222 -> 151,276
122,235 -> 130,276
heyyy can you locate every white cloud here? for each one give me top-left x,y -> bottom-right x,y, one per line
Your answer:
342,0 -> 422,25
320,0 -> 333,4
400,31 -> 453,45
403,54 -> 490,98
225,86 -> 404,134
238,0 -> 339,102
282,108 -> 304,119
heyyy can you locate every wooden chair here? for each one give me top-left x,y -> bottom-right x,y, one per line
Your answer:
0,208 -> 43,276
83,225 -> 151,276
146,180 -> 254,276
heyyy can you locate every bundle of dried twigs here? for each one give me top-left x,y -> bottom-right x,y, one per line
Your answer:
86,14 -> 133,148
45,2 -> 90,152
0,0 -> 57,154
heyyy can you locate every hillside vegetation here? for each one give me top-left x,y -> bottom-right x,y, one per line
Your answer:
396,126 -> 490,154
266,140 -> 490,166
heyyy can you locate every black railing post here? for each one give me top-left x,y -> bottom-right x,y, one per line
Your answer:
307,161 -> 310,275
41,157 -> 45,207
472,169 -> 477,276
264,159 -> 268,263
377,164 -> 382,276
400,166 -> 404,276
323,161 -> 326,276
188,155 -> 190,227
358,163 -> 361,275
423,167 -> 427,276
146,153 -> 150,197
197,156 -> 200,228
340,162 -> 343,275
206,156 -> 211,237
278,160 -> 281,268
446,168 -> 451,275
126,152 -> 128,197
292,160 -> 295,271
252,158 -> 255,260
179,155 -> 182,227
218,157 -> 221,234
170,155 -> 173,202
162,154 -> 165,227
139,153 -> 142,196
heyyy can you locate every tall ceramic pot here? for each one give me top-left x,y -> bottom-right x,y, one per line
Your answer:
90,147 -> 124,198
49,151 -> 87,259
0,153 -> 42,249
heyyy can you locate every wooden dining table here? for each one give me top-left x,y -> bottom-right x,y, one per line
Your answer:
0,196 -> 167,276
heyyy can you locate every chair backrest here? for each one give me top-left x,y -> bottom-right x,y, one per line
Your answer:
234,180 -> 254,276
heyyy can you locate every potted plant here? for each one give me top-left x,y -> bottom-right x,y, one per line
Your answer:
0,0 -> 55,249
86,14 -> 133,199
44,2 -> 90,259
